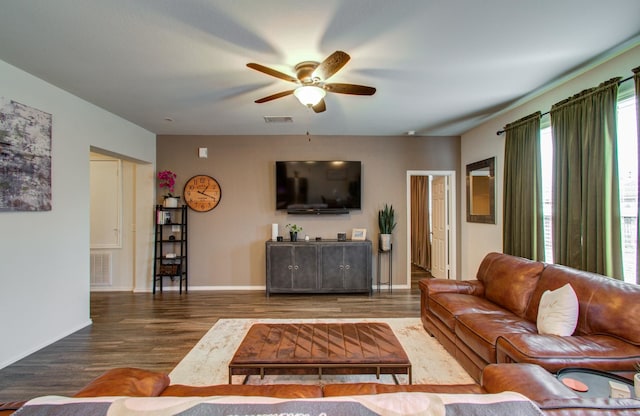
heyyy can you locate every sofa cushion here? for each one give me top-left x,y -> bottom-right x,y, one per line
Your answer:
456,313 -> 537,364
496,333 -> 640,373
73,368 -> 170,398
429,293 -> 510,331
537,283 -> 579,336
476,252 -> 544,317
526,264 -> 640,345
161,384 -> 323,398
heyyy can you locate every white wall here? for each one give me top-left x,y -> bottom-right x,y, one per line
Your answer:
460,44 -> 640,279
0,60 -> 155,369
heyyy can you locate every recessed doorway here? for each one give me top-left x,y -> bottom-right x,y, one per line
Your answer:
406,170 -> 456,286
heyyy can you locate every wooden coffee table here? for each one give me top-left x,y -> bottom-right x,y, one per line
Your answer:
228,322 -> 412,384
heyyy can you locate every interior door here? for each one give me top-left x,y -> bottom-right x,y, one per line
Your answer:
90,159 -> 121,248
431,176 -> 449,279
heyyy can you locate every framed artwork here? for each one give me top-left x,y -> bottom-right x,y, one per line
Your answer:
351,228 -> 367,241
0,98 -> 52,211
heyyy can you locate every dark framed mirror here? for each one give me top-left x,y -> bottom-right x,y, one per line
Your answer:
466,157 -> 495,224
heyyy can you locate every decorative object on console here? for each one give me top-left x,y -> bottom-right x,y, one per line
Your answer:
536,283 -> 579,336
183,174 -> 221,212
286,223 -> 303,241
351,228 -> 366,241
271,223 -> 278,241
378,204 -> 396,251
158,170 -> 179,207
337,232 -> 347,241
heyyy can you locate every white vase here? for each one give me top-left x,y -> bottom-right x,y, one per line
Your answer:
163,197 -> 178,208
634,373 -> 640,398
380,234 -> 392,251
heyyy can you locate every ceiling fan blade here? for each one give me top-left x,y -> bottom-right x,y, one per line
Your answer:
324,83 -> 376,95
312,51 -> 350,80
254,90 -> 295,103
312,99 -> 326,113
247,63 -> 298,83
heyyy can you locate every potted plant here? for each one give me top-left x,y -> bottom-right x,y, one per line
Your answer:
158,170 -> 179,207
378,204 -> 396,251
286,224 -> 303,242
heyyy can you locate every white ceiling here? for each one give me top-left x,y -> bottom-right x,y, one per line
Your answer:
0,0 -> 639,137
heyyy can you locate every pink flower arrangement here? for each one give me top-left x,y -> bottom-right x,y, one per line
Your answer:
157,170 -> 177,197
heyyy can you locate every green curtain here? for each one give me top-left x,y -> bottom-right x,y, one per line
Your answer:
634,66 -> 640,284
503,112 -> 544,260
550,78 -> 623,278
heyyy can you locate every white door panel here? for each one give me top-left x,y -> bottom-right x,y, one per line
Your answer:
431,176 -> 449,279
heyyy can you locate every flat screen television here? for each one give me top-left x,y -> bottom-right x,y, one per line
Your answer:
276,161 -> 361,214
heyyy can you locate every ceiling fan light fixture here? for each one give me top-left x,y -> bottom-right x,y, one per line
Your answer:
294,85 -> 326,107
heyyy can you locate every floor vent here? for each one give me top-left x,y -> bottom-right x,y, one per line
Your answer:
90,252 -> 112,286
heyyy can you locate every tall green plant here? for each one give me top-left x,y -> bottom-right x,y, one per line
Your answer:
378,204 -> 397,234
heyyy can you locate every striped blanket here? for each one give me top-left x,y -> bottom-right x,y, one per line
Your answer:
15,391 -> 543,416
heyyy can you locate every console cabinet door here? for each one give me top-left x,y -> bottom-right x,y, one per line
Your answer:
342,243 -> 370,290
320,245 -> 344,289
320,243 -> 371,292
268,245 -> 294,290
291,245 -> 318,289
267,243 -> 318,293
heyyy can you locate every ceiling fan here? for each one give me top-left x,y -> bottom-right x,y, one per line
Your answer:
247,51 -> 376,113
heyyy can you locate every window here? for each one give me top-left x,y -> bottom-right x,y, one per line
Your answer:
540,96 -> 638,283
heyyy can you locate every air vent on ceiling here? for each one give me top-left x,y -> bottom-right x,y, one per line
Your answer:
263,116 -> 293,123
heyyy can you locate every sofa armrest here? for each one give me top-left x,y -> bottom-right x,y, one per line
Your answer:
482,364 -> 579,402
0,401 -> 26,415
419,278 -> 485,297
73,368 -> 170,397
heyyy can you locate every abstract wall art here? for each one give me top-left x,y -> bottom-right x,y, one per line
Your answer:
0,98 -> 52,211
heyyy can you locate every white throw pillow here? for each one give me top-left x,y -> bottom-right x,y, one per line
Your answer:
537,283 -> 579,336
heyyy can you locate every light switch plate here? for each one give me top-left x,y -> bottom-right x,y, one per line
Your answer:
198,147 -> 208,158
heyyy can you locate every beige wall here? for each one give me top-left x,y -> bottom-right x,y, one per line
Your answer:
157,134 -> 460,289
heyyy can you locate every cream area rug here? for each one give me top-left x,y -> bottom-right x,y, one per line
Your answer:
169,318 -> 474,386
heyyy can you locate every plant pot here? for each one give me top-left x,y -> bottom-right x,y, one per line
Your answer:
635,373 -> 640,398
164,197 -> 178,208
380,234 -> 392,251
290,232 -> 298,242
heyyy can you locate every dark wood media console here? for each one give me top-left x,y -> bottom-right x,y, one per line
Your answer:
265,240 -> 372,296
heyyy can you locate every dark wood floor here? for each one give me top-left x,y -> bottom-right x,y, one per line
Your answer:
0,275 -> 427,402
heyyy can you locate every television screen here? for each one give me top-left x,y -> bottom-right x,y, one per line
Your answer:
276,161 -> 361,213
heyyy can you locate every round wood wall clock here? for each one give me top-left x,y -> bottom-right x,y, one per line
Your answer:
183,175 -> 221,212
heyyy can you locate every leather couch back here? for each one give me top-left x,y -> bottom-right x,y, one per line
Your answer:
476,252 -> 544,317
524,263 -> 640,344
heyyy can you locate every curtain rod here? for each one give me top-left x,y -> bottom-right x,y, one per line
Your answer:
496,75 -> 633,136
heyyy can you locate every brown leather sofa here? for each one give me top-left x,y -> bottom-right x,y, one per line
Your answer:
2,364 -> 639,415
420,252 -> 640,382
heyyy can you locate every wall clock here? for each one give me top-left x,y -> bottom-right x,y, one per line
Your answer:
183,175 -> 221,212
